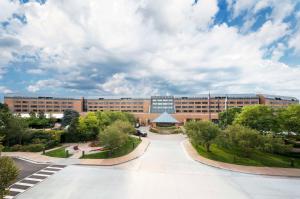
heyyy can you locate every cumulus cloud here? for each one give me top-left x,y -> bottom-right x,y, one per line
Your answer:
0,0 -> 300,98
0,86 -> 13,94
27,79 -> 62,92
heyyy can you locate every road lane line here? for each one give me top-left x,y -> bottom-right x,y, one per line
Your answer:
4,196 -> 14,199
32,173 -> 50,177
15,182 -> 34,187
24,177 -> 43,182
40,169 -> 57,173
9,188 -> 25,193
47,166 -> 63,170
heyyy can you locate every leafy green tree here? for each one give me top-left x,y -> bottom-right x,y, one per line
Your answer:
0,136 -> 4,157
234,105 -> 277,132
5,116 -> 28,146
278,105 -> 300,134
95,111 -> 136,131
37,111 -> 46,119
61,110 -> 79,127
0,156 -> 19,199
78,112 -> 99,140
99,123 -> 128,153
262,134 -> 292,154
221,124 -> 263,157
218,107 -> 242,128
112,120 -> 135,134
185,121 -> 220,152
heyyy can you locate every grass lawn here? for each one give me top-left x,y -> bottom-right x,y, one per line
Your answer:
195,144 -> 300,168
44,146 -> 71,158
82,137 -> 141,159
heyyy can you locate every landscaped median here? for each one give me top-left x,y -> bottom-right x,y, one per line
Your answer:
183,139 -> 300,177
2,137 -> 150,166
79,137 -> 150,166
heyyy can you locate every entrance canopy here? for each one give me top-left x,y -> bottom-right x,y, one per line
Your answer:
152,112 -> 179,124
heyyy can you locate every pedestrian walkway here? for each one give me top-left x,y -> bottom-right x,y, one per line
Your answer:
183,139 -> 300,177
4,165 -> 67,199
2,137 -> 150,166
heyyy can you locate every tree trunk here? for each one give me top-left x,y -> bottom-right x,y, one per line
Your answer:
206,143 -> 210,152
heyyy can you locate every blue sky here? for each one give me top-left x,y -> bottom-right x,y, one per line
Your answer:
0,0 -> 300,101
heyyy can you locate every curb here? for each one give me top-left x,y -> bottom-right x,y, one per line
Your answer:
73,141 -> 151,167
77,138 -> 151,166
182,139 -> 300,178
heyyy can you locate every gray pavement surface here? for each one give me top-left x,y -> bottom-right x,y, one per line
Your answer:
16,129 -> 300,199
12,158 -> 49,181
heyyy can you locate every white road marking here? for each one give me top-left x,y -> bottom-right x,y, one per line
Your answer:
32,173 -> 50,177
4,196 -> 14,199
15,157 -> 49,165
24,177 -> 43,182
47,166 -> 63,170
15,182 -> 34,187
9,188 -> 25,193
40,169 -> 57,173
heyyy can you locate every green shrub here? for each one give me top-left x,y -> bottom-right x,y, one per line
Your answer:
185,121 -> 221,152
10,144 -> 23,152
149,127 -> 159,133
22,144 -> 45,152
45,140 -> 60,149
173,128 -> 183,134
221,124 -> 263,157
262,134 -> 292,154
0,156 -> 19,198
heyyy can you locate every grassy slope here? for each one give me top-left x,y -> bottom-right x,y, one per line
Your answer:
82,137 -> 141,159
45,147 -> 71,158
195,144 -> 300,168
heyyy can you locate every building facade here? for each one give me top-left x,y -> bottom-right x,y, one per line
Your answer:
4,94 -> 299,125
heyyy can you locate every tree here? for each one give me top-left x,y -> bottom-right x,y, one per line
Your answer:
112,120 -> 135,135
221,124 -> 263,157
278,105 -> 300,135
0,157 -> 19,199
61,110 -> 79,127
262,134 -> 292,154
234,105 -> 277,132
0,136 -> 4,157
99,123 -> 128,152
95,111 -> 136,131
5,116 -> 28,146
78,112 -> 99,140
218,107 -> 242,128
185,121 -> 220,152
37,111 -> 46,119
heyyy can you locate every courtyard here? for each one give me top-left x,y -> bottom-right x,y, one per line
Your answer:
15,129 -> 300,199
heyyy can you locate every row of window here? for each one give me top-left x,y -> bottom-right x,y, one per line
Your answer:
88,106 -> 144,109
14,105 -> 73,109
14,109 -> 68,112
14,101 -> 73,104
88,110 -> 144,112
176,110 -> 222,113
87,101 -> 144,105
175,101 -> 258,105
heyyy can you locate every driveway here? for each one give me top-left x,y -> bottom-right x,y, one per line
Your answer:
12,158 -> 49,181
16,130 -> 300,199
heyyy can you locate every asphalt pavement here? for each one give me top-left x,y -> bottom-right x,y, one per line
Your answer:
12,158 -> 49,181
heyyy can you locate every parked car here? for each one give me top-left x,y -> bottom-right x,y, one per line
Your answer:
135,129 -> 147,137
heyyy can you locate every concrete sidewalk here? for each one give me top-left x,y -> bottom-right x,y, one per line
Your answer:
183,139 -> 300,177
2,138 -> 150,166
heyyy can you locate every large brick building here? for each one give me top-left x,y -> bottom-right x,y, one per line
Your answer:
4,94 -> 299,125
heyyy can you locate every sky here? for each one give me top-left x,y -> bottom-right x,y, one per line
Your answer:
0,0 -> 300,101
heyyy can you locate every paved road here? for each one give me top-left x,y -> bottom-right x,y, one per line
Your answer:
17,130 -> 300,199
12,158 -> 49,181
